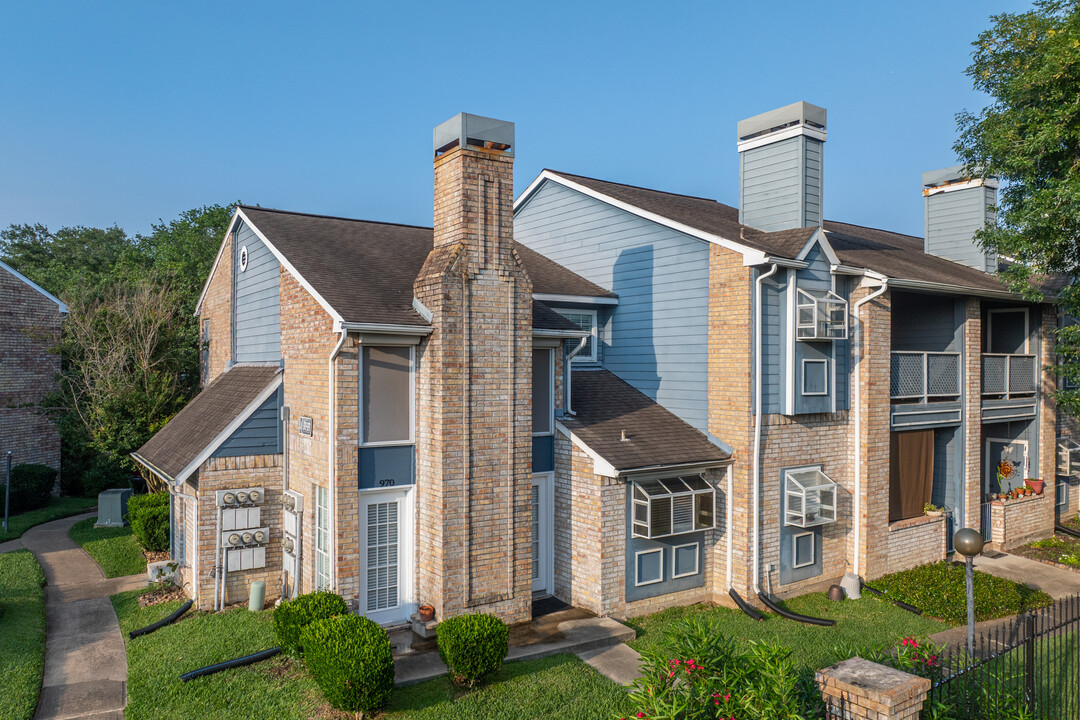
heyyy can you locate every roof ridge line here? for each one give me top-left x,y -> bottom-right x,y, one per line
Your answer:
240,204 -> 433,231
546,169 -> 726,205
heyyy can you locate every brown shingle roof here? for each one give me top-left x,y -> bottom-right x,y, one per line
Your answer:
561,370 -> 730,473
543,171 -> 1020,297
238,205 -> 613,329
533,300 -> 586,333
132,365 -> 281,482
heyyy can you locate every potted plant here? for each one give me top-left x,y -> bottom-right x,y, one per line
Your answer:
923,502 -> 944,518
1026,478 -> 1045,495
418,604 -> 435,623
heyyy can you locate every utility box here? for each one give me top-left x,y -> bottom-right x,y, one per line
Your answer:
97,488 -> 133,527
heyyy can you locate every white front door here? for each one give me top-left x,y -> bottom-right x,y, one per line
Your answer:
359,488 -> 414,625
531,473 -> 553,594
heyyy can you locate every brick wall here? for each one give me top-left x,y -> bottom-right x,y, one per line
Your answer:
0,268 -> 62,477
989,493 -> 1053,550
964,298 -> 983,531
887,516 -> 946,569
1039,305 -> 1059,511
199,230 -> 233,384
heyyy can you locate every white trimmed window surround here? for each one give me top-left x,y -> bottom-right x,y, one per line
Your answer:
556,308 -> 598,362
635,548 -> 663,586
672,542 -> 700,579
632,475 -> 715,539
796,288 -> 847,341
784,466 -> 837,528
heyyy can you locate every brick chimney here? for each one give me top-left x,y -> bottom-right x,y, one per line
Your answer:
413,113 -> 533,623
737,101 -> 827,232
922,165 -> 998,272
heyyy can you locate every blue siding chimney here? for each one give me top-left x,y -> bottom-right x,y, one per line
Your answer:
922,166 -> 998,273
737,101 -> 827,232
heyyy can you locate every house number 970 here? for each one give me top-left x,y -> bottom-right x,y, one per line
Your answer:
378,479 -> 395,487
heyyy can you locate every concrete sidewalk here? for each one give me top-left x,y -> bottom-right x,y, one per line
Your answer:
973,551 -> 1080,599
21,512 -> 147,720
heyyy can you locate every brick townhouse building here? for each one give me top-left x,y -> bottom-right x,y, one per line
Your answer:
0,259 -> 65,483
134,105 -> 1072,625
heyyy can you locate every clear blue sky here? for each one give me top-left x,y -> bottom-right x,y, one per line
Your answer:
1,1 -> 1031,239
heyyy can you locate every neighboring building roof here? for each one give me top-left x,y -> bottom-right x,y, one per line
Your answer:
560,370 -> 731,475
229,206 -> 614,329
0,258 -> 68,314
132,364 -> 281,484
537,170 -> 1018,297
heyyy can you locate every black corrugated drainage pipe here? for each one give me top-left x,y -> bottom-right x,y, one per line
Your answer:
1057,523 -> 1080,539
728,588 -> 765,621
180,647 -> 281,682
861,581 -> 923,615
757,591 -> 835,626
129,600 -> 193,639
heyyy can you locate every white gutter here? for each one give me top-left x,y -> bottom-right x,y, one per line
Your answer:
752,263 -> 779,595
564,337 -> 588,416
851,277 -> 888,578
725,463 -> 734,590
327,326 -> 348,590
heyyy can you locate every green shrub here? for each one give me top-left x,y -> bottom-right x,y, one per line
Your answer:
5,464 -> 57,514
126,492 -> 169,551
80,454 -> 129,498
272,590 -> 349,658
301,614 -> 394,716
436,612 -> 508,688
874,561 -> 1053,623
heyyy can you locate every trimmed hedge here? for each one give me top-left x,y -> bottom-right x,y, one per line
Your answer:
301,614 -> 394,715
5,464 -> 56,514
272,590 -> 349,658
436,612 -> 508,688
127,492 -> 169,552
874,561 -> 1054,623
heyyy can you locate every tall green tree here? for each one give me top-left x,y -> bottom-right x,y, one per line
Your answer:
955,0 -> 1080,410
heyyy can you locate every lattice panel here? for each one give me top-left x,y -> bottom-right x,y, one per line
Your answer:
926,354 -> 960,396
891,353 -> 924,397
1010,355 -> 1036,394
982,355 -> 1007,394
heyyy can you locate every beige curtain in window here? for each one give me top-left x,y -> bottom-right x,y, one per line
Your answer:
889,430 -> 935,522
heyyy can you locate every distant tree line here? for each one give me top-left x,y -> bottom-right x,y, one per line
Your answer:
0,204 -> 234,495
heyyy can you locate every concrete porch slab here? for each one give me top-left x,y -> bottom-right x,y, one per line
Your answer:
577,642 -> 643,686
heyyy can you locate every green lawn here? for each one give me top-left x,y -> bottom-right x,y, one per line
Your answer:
0,550 -> 47,720
113,589 -> 631,720
626,593 -> 949,671
69,518 -> 146,578
0,496 -> 97,542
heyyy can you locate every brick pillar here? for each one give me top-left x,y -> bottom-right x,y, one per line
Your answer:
707,245 -> 754,597
963,298 -> 983,532
817,657 -> 930,720
1039,304 -> 1058,502
413,115 -> 533,624
855,285 -> 891,579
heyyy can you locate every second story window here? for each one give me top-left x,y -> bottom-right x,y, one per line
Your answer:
361,346 -> 413,445
796,289 -> 848,341
556,309 -> 598,362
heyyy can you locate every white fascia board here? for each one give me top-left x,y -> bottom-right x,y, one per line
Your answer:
172,372 -> 283,485
619,458 -> 732,477
887,277 -> 1019,300
339,321 -> 432,336
795,228 -> 839,266
532,292 -> 618,306
554,420 -> 618,477
194,207 -> 241,316
533,328 -> 590,339
0,258 -> 68,314
130,453 -> 174,486
737,125 -> 827,152
412,297 -> 433,322
235,208 -> 344,325
515,171 -> 770,264
762,256 -> 808,269
924,177 -> 1000,196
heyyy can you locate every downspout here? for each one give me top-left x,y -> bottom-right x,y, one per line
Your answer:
564,336 -> 588,416
725,463 -> 734,589
852,277 -> 888,578
752,264 -> 779,595
327,326 -> 348,590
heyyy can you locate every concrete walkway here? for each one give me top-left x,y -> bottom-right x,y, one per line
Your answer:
973,551 -> 1080,599
21,512 -> 146,720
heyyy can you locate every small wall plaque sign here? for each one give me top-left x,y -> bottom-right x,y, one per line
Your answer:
298,416 -> 313,437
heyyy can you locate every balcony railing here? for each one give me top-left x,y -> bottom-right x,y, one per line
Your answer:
890,351 -> 961,401
982,353 -> 1036,397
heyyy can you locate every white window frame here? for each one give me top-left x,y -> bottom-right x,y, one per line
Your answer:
801,358 -> 829,396
795,288 -> 848,341
238,244 -> 249,272
987,307 -> 1029,354
532,347 -> 555,437
359,344 -> 416,448
315,484 -> 330,591
1059,437 -> 1080,478
671,542 -> 700,579
792,531 -> 816,569
783,465 -> 838,528
634,548 -> 664,587
556,308 -> 599,363
632,475 -> 716,539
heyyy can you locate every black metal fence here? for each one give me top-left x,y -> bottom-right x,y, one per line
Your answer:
928,594 -> 1080,719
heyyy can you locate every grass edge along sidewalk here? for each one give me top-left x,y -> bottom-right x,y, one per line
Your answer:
69,517 -> 147,578
0,496 -> 98,543
0,549 -> 47,720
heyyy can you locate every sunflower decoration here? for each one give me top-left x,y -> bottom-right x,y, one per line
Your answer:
997,459 -> 1016,483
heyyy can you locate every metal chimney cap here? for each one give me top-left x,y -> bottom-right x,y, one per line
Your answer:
434,112 -> 514,158
737,101 -> 827,142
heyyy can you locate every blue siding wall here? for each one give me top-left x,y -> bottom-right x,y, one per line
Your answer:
233,221 -> 281,363
924,186 -> 996,273
213,387 -> 282,457
760,272 -> 788,414
892,293 -> 961,352
515,180 -> 710,434
932,426 -> 960,511
740,135 -> 823,232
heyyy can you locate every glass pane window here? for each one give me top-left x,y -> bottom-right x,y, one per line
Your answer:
315,485 -> 330,590
362,346 -> 412,444
556,309 -> 598,362
632,475 -> 716,539
796,289 -> 848,341
784,466 -> 837,528
532,349 -> 553,435
366,501 -> 399,612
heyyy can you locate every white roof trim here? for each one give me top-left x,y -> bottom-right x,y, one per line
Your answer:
795,228 -> 839,265
886,277 -> 1019,300
170,372 -> 283,485
338,321 -> 432,336
533,292 -> 618,306
514,171 -> 770,265
533,328 -> 589,339
555,420 -> 618,477
0,258 -> 67,314
194,207 -> 240,316
737,125 -> 827,152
